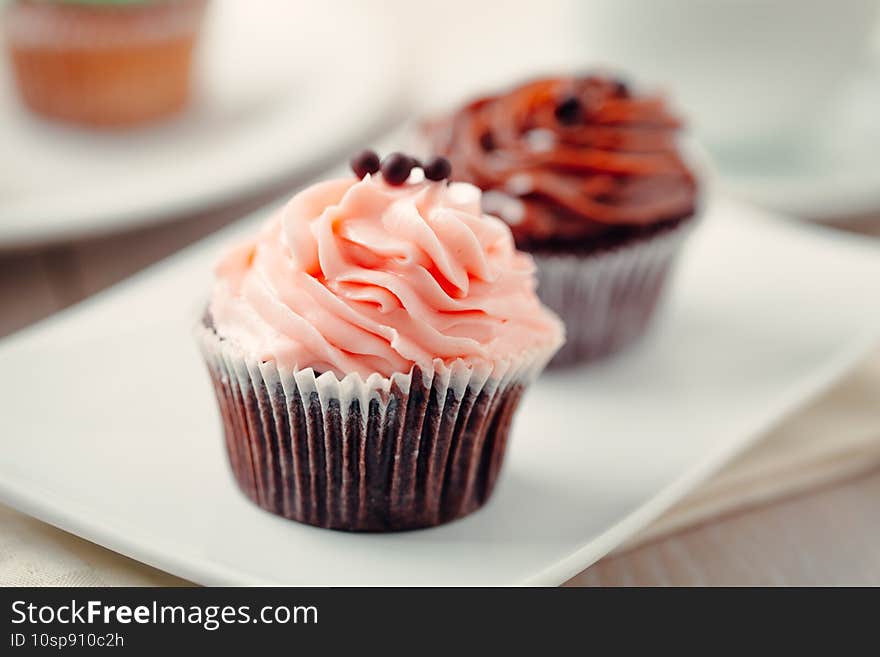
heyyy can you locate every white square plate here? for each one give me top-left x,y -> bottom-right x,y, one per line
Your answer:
1,197 -> 879,585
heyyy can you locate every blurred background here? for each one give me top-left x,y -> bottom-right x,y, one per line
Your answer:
2,0 -> 880,586
3,0 -> 880,285
407,0 -> 880,219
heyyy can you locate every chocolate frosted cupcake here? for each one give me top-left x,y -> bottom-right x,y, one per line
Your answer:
425,74 -> 700,366
3,0 -> 207,127
197,153 -> 563,532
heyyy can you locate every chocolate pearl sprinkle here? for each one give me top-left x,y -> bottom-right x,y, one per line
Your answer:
423,156 -> 451,181
479,131 -> 495,152
350,149 -> 380,179
380,152 -> 414,186
554,95 -> 583,125
612,79 -> 630,98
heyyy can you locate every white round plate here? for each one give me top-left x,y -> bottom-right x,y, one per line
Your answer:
718,56 -> 880,221
0,0 -> 400,248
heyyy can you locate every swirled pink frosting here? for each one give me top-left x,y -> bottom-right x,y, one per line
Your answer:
208,173 -> 563,378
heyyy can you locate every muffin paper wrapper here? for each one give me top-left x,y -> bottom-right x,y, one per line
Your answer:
197,323 -> 555,531
535,220 -> 694,367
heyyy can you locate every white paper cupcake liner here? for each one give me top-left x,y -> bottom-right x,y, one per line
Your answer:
535,220 -> 695,367
4,0 -> 208,49
196,321 -> 556,531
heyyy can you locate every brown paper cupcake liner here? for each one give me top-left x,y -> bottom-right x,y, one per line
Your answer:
535,219 -> 694,367
197,321 -> 554,532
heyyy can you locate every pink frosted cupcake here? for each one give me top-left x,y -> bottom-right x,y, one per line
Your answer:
197,152 -> 563,532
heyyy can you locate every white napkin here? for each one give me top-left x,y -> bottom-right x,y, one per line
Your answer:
621,348 -> 880,550
2,350 -> 879,586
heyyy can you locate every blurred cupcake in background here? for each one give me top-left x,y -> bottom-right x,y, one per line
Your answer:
424,74 -> 700,367
197,151 -> 563,532
3,0 -> 208,127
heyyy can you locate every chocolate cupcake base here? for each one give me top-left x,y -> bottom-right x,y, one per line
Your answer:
535,220 -> 694,368
198,323 -> 551,532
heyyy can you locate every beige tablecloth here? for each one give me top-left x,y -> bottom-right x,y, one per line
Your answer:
3,350 -> 879,586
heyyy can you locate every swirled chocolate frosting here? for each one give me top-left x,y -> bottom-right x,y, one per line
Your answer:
425,75 -> 698,252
